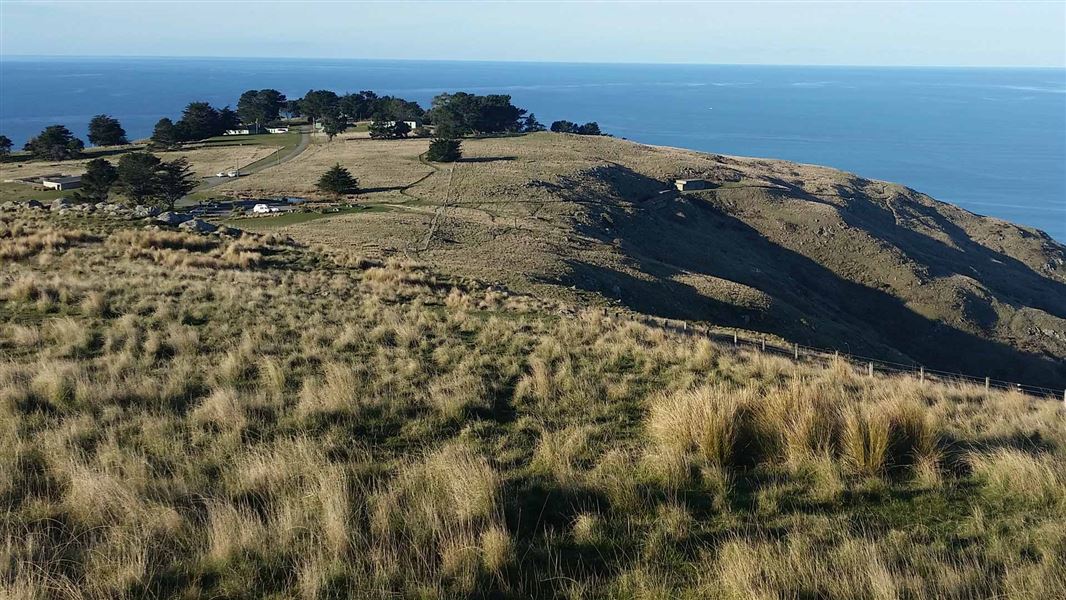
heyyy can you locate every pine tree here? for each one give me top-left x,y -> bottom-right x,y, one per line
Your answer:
426,138 -> 462,163
316,164 -> 359,199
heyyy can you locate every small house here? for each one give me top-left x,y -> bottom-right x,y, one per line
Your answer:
383,120 -> 422,130
674,179 -> 710,192
40,176 -> 82,191
266,126 -> 289,134
225,123 -> 265,136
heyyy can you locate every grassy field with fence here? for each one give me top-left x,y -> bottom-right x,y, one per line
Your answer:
1,209 -> 1064,598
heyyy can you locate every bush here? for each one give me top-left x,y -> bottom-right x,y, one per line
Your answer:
426,138 -> 462,162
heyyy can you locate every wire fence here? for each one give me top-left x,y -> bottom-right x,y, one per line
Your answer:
631,314 -> 1065,402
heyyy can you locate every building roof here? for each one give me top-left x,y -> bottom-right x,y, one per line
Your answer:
42,176 -> 82,184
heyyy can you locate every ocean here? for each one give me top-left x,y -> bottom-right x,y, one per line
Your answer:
2,57 -> 1063,240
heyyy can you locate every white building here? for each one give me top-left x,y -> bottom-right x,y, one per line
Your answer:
674,179 -> 711,192
266,126 -> 289,134
224,123 -> 265,136
41,176 -> 82,191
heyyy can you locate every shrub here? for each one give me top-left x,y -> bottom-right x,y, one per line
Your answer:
426,138 -> 462,162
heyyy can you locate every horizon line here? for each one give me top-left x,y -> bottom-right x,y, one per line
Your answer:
2,53 -> 1064,70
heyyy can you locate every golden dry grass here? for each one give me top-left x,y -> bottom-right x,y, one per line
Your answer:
0,208 -> 1063,599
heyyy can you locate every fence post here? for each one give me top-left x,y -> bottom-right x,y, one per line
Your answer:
761,339 -> 766,352
868,362 -> 874,377
919,366 -> 924,383
733,331 -> 738,347
985,376 -> 990,392
793,343 -> 799,360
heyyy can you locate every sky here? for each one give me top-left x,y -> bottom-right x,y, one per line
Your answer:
1,1 -> 1064,67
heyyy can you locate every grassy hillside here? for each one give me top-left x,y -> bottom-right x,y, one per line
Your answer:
2,209 -> 1064,599
202,132 -> 1066,387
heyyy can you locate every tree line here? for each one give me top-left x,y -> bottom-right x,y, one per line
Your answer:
1,88 -> 607,162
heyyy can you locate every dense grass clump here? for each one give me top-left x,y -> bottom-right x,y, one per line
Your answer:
1,211 -> 1064,599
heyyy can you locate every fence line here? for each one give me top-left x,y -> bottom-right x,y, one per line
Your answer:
628,313 -> 1065,402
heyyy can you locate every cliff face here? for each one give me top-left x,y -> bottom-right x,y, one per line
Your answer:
272,133 -> 1066,384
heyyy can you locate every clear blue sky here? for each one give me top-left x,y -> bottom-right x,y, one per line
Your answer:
2,1 -> 1064,67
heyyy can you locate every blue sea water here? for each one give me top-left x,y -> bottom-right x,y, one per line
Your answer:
2,57 -> 1063,240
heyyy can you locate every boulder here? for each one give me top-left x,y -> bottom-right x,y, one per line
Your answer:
178,218 -> 219,234
132,205 -> 162,218
156,211 -> 192,226
50,199 -> 70,211
25,200 -> 45,210
1,201 -> 16,211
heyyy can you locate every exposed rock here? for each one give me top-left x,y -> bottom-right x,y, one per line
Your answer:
156,211 -> 192,226
50,199 -> 70,211
178,218 -> 219,234
132,205 -> 162,218
1,201 -> 16,211
25,200 -> 45,210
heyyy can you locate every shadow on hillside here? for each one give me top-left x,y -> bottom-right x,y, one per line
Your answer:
762,177 -> 1066,318
554,165 -> 1065,387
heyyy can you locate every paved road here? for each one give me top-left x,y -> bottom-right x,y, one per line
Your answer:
188,127 -> 312,197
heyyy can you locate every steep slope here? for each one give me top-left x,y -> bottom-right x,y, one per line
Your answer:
265,133 -> 1065,385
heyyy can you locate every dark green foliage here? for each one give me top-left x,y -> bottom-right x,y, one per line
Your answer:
299,90 -> 340,124
151,118 -> 181,148
87,114 -> 128,146
23,125 -> 84,160
176,102 -> 224,141
321,113 -> 349,141
316,163 -> 359,199
237,89 -> 287,126
0,135 -> 11,157
114,152 -> 196,208
368,120 -> 412,140
156,158 -> 197,209
428,93 -> 526,136
550,120 -> 603,135
426,138 -> 462,163
218,106 -> 240,132
75,158 -> 118,202
523,114 -> 546,133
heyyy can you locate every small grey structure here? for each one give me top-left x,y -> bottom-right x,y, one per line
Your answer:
674,179 -> 710,192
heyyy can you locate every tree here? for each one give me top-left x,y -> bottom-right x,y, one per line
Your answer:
428,93 -> 525,137
316,163 -> 358,199
151,118 -> 181,147
523,113 -> 546,133
577,122 -> 602,135
75,158 -> 118,203
320,112 -> 348,141
237,89 -> 286,125
176,102 -> 222,140
368,120 -> 412,140
300,90 -> 340,128
392,120 -> 412,138
23,125 -> 84,160
0,135 -> 11,158
114,152 -> 196,208
426,138 -> 462,163
87,114 -> 128,146
155,158 -> 196,209
550,120 -> 579,133
218,106 -> 240,132
114,152 -> 163,204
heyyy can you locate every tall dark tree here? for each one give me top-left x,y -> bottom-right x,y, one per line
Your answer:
320,112 -> 348,141
237,89 -> 286,125
74,158 -> 118,203
391,120 -> 412,139
151,118 -> 181,147
523,113 -> 546,133
23,125 -> 84,160
426,138 -> 462,163
176,102 -> 222,140
300,90 -> 341,127
218,106 -> 240,132
0,135 -> 11,157
155,158 -> 197,209
87,114 -> 128,146
316,163 -> 358,199
114,152 -> 164,204
339,91 -> 378,121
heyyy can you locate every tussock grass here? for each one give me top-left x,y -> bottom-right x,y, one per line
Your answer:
2,213 -> 1063,598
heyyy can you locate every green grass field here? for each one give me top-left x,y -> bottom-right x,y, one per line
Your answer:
0,181 -> 75,202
